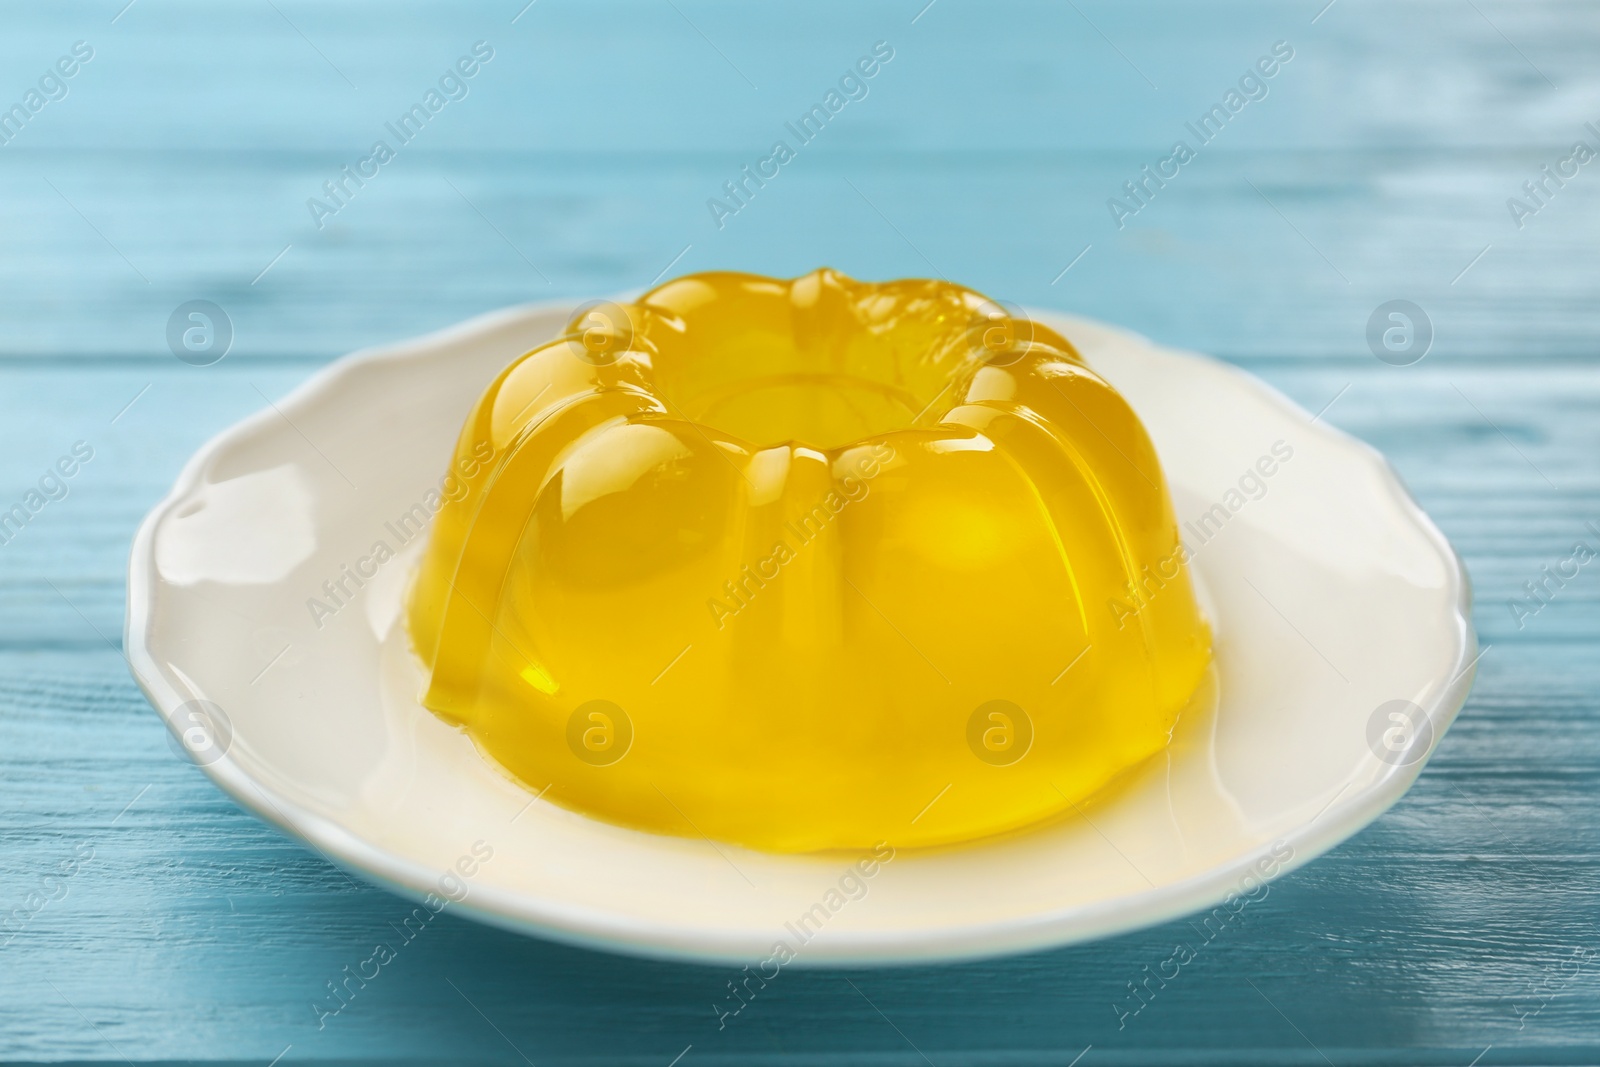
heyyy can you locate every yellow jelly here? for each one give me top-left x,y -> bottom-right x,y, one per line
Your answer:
406,269 -> 1210,853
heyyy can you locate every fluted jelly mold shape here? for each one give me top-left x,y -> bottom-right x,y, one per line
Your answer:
406,269 -> 1211,852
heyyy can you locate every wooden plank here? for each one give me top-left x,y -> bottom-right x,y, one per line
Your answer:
0,3 -> 1596,363
3,361 -> 1596,645
0,641 -> 1594,1061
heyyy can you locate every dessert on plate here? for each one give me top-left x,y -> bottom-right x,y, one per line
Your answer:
405,269 -> 1210,852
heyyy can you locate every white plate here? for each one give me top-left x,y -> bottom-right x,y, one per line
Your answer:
126,301 -> 1476,966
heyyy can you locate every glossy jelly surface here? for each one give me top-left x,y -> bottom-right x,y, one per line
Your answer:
406,269 -> 1211,852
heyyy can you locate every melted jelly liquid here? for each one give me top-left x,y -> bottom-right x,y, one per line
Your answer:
407,269 -> 1210,852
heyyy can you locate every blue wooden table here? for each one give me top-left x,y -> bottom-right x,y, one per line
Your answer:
2,1 -> 1598,1063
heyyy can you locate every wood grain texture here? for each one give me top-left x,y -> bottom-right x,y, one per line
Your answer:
0,1 -> 1597,1064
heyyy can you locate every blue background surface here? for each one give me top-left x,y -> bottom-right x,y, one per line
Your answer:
1,1 -> 1598,1063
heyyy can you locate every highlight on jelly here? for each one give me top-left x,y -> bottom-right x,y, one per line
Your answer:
404,269 -> 1212,853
